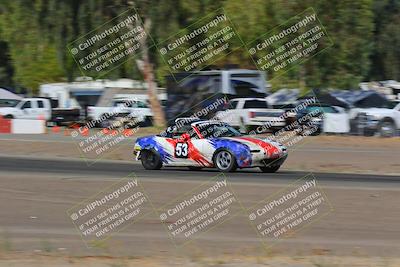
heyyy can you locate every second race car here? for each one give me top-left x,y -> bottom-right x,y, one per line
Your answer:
133,118 -> 288,172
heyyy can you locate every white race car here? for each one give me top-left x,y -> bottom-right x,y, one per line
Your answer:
134,119 -> 287,172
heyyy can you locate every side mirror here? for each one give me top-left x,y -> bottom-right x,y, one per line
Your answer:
180,133 -> 190,141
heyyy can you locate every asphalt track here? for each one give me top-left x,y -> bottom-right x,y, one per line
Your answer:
1,155 -> 400,184
1,155 -> 400,258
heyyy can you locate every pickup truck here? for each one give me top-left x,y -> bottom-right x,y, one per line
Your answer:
296,104 -> 347,135
0,98 -> 80,124
349,101 -> 400,137
214,98 -> 286,133
87,98 -> 153,127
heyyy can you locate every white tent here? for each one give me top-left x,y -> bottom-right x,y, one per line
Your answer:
0,88 -> 22,100
266,88 -> 299,105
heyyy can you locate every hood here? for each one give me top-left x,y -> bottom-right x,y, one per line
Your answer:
366,108 -> 393,113
222,136 -> 286,158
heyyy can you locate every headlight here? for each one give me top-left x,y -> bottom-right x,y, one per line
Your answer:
364,114 -> 380,126
366,114 -> 379,120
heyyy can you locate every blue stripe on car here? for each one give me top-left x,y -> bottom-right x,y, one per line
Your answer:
136,136 -> 172,163
208,138 -> 252,167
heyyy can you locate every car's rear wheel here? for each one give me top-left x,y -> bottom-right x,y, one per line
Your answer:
259,165 -> 281,173
214,150 -> 237,172
140,150 -> 162,170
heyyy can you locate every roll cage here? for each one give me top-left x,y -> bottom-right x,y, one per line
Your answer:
161,118 -> 241,140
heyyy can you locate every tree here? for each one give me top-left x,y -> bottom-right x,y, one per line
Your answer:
0,1 -> 64,93
370,0 -> 400,80
312,0 -> 374,89
128,0 -> 166,127
0,0 -> 396,94
0,41 -> 14,87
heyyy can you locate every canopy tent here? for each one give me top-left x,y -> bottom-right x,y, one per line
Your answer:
0,88 -> 22,107
0,88 -> 22,100
317,92 -> 349,108
266,89 -> 299,105
330,90 -> 388,108
317,90 -> 388,108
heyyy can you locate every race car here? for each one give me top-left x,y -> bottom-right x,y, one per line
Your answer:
133,118 -> 288,172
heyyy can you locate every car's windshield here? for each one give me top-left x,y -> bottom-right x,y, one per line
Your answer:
112,100 -> 148,108
0,99 -> 20,107
384,102 -> 399,109
303,106 -> 336,114
196,123 -> 242,138
243,100 -> 269,109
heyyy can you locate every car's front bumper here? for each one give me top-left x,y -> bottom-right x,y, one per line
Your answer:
250,151 -> 288,167
260,154 -> 288,167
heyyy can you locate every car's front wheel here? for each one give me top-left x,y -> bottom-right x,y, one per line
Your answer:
259,165 -> 280,173
379,120 -> 396,137
214,150 -> 237,172
140,150 -> 162,170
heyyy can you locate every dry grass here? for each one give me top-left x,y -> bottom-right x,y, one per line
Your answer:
0,253 -> 399,267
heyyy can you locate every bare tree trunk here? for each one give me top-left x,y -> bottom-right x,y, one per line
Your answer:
138,18 -> 166,127
125,2 -> 166,127
299,65 -> 306,91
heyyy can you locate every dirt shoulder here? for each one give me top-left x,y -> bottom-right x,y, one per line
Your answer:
0,253 -> 399,267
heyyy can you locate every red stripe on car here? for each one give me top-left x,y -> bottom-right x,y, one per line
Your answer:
236,137 -> 280,158
166,137 -> 211,166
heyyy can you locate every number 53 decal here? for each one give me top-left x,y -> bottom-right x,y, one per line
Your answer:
175,142 -> 188,158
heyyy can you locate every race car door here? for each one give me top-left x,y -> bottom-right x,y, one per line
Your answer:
169,126 -> 210,167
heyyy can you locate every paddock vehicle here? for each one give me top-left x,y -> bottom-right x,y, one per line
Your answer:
296,104 -> 346,135
0,98 -> 80,124
214,98 -> 286,133
87,98 -> 153,127
133,119 -> 288,172
349,101 -> 400,137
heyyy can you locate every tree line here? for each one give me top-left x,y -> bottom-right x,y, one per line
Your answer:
0,0 -> 399,93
